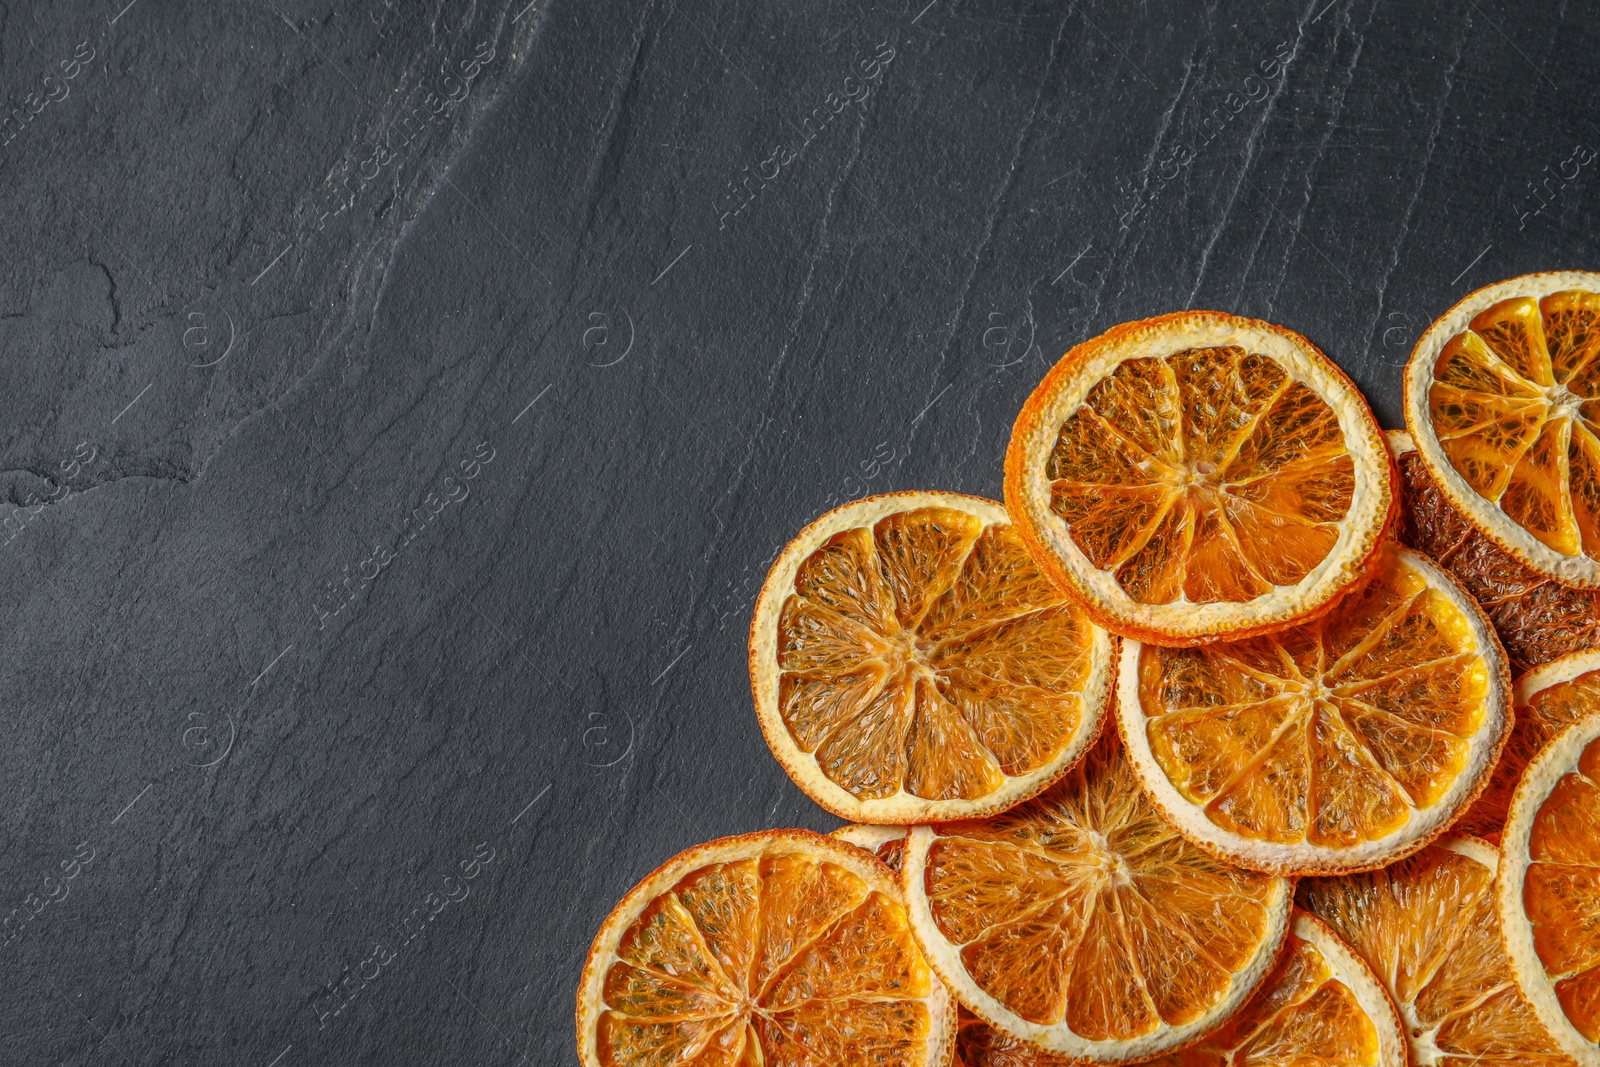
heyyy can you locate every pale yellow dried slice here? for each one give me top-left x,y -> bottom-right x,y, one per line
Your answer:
1117,541 -> 1512,875
576,829 -> 956,1067
1461,648 -> 1600,839
899,735 -> 1294,1062
1499,708 -> 1600,1067
1302,834 -> 1578,1066
750,491 -> 1116,823
1404,271 -> 1600,587
1005,311 -> 1395,645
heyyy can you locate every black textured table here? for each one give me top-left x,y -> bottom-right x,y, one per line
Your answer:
3,1 -> 1595,1062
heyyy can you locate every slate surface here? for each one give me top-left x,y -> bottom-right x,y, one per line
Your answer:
1,0 -> 1596,1062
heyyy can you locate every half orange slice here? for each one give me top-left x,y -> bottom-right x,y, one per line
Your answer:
1005,311 -> 1395,646
750,492 -> 1116,823
1499,708 -> 1600,1066
1404,271 -> 1600,587
576,829 -> 956,1067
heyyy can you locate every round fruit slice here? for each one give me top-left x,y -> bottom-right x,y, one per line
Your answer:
576,829 -> 956,1067
1405,271 -> 1600,587
1460,648 -> 1600,839
750,491 -> 1116,823
900,734 -> 1294,1062
1390,429 -> 1600,674
955,911 -> 1406,1067
1499,708 -> 1600,1066
835,826 -> 1405,1067
1117,541 -> 1511,875
1004,311 -> 1395,646
1301,834 -> 1578,1066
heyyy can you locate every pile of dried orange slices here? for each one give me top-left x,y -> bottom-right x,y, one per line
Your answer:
577,274 -> 1600,1067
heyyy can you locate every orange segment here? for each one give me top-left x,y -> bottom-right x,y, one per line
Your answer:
577,831 -> 955,1067
751,492 -> 1115,823
1545,291 -> 1600,386
900,734 -> 1293,1062
1007,311 -> 1394,645
1302,835 -> 1577,1066
874,506 -> 984,632
1498,709 -> 1600,1066
1119,542 -> 1511,875
1407,272 -> 1600,587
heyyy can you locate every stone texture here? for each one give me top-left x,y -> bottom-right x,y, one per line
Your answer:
1,0 -> 1596,1062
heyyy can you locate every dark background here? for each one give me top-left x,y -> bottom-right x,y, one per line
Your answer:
1,0 -> 1594,1062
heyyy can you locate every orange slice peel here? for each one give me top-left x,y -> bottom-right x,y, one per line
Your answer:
833,826 -> 1405,1067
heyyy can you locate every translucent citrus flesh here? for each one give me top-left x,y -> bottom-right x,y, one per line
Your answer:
922,738 -> 1281,1039
1301,844 -> 1575,1064
1139,545 -> 1487,847
598,853 -> 936,1067
1526,735 -> 1600,1043
1427,291 -> 1600,560
1046,346 -> 1355,605
1462,667 -> 1600,838
1396,450 -> 1600,675
777,508 -> 1098,802
953,930 -> 1380,1067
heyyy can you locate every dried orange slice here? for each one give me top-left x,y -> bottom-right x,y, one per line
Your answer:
750,492 -> 1116,823
900,734 -> 1294,1062
1499,708 -> 1600,1067
1117,541 -> 1511,875
575,829 -> 956,1067
1389,430 -> 1600,675
1301,834 -> 1578,1066
1004,311 -> 1395,646
1404,271 -> 1600,588
833,828 -> 1405,1067
956,912 -> 1406,1067
1460,648 -> 1600,839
